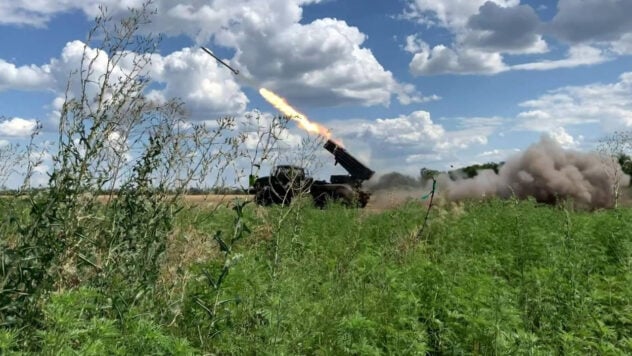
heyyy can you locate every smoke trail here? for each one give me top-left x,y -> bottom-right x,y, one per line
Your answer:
443,136 -> 630,208
365,172 -> 426,210
368,136 -> 630,209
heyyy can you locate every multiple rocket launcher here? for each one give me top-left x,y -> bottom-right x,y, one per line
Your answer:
202,46 -> 374,205
323,140 -> 374,182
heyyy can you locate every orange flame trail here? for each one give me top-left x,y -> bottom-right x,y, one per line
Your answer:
259,88 -> 332,139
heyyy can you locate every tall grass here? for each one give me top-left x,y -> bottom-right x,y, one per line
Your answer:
0,2 -> 266,351
166,198 -> 630,354
3,191 -> 631,354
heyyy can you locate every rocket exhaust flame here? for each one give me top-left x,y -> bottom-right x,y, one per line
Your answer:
259,88 -> 333,140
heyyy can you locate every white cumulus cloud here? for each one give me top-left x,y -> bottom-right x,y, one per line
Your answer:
549,0 -> 632,44
516,72 -> 632,133
217,11 -> 428,107
0,59 -> 52,92
148,47 -> 248,118
404,0 -> 544,75
403,0 -> 519,29
0,117 -> 38,137
403,0 -> 629,76
328,110 -> 501,173
1,0 -> 429,108
357,111 -> 445,146
464,1 -> 547,54
408,39 -> 508,75
511,45 -> 610,71
2,41 -> 248,125
547,127 -> 577,148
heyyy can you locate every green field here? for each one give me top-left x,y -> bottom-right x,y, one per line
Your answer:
1,196 -> 630,355
2,3 -> 631,354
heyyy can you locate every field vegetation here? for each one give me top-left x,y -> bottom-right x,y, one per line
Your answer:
1,2 -> 631,354
2,196 -> 631,354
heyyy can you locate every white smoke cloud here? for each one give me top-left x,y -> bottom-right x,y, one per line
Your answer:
370,136 -> 629,210
443,136 -> 629,209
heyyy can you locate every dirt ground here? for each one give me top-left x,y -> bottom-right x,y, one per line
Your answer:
88,192 -> 423,212
91,194 -> 251,206
181,194 -> 252,207
181,192 -> 423,212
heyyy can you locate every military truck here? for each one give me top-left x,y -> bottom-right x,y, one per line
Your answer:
250,165 -> 313,206
249,140 -> 374,207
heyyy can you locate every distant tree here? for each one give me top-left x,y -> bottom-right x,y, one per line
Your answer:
618,153 -> 632,177
0,141 -> 24,189
370,172 -> 421,191
445,161 -> 502,180
420,167 -> 440,183
187,186 -> 206,195
598,131 -> 632,208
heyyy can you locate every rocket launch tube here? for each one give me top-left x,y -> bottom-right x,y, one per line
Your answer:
324,140 -> 374,181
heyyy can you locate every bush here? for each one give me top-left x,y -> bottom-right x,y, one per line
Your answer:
34,288 -> 196,355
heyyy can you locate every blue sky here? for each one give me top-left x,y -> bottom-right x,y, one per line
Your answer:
1,0 -> 632,185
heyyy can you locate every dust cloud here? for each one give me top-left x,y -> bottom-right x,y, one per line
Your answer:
367,136 -> 630,209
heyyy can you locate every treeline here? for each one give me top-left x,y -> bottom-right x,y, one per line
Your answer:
0,186 -> 249,196
369,161 -> 503,191
186,186 -> 249,195
372,154 -> 632,192
618,153 -> 632,176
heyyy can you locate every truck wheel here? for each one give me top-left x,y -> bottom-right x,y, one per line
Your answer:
270,186 -> 292,206
313,193 -> 329,209
334,188 -> 354,207
255,188 -> 272,206
357,191 -> 370,208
